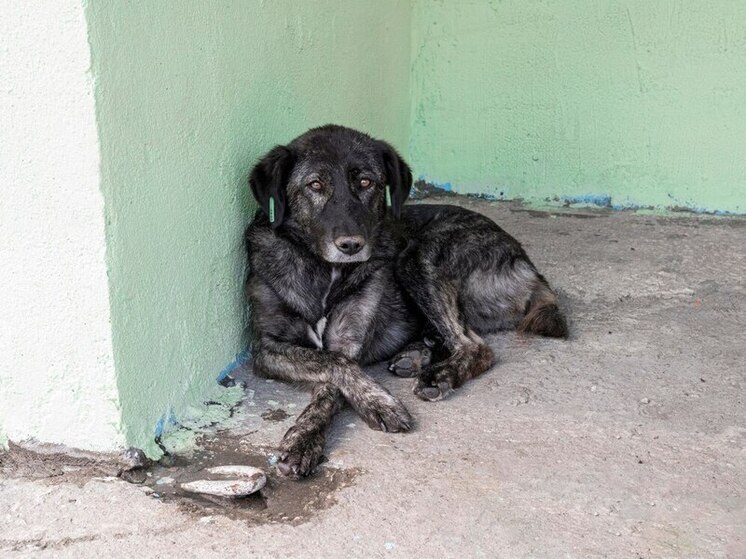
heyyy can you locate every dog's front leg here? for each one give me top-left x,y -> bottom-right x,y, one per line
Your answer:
276,382 -> 343,478
253,342 -> 412,433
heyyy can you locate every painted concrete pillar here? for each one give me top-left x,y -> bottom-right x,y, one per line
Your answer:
1,0 -> 412,456
0,0 -> 124,451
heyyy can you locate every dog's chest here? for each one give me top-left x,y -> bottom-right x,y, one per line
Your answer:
306,267 -> 341,350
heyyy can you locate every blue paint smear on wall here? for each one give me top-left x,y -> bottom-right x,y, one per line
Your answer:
415,176 -> 512,200
154,409 -> 177,439
414,178 -> 744,216
561,193 -> 644,211
153,349 -> 252,438
561,194 -> 613,208
216,349 -> 252,382
560,193 -> 744,215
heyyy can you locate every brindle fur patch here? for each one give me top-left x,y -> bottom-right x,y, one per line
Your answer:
246,125 -> 567,478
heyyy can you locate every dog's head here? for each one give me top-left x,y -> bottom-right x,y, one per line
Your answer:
249,125 -> 412,264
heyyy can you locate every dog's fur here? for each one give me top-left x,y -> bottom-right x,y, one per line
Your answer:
245,125 -> 567,478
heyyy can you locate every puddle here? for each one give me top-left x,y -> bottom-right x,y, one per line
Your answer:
1,436 -> 360,526
142,433 -> 360,525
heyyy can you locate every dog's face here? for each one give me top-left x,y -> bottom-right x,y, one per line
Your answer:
249,125 -> 412,264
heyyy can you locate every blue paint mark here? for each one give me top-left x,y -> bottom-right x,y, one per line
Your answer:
560,194 -> 654,212
415,176 -> 453,194
384,542 -> 396,551
154,409 -> 177,438
561,194 -> 613,208
216,349 -> 252,383
152,351 -> 252,439
154,417 -> 165,438
417,177 -> 515,201
414,177 -> 743,215
555,192 -> 743,215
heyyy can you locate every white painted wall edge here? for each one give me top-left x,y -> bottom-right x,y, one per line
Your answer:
0,0 -> 125,451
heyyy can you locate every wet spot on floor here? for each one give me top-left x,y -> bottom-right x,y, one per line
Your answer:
143,434 -> 360,525
260,409 -> 291,422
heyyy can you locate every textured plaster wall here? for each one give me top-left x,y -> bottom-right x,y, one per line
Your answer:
0,1 -> 124,450
409,0 -> 746,213
5,0 -> 744,455
84,0 -> 412,456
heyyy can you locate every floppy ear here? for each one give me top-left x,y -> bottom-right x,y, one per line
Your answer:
379,141 -> 413,219
249,145 -> 295,229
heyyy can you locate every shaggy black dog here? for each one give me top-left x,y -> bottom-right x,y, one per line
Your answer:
245,125 -> 567,478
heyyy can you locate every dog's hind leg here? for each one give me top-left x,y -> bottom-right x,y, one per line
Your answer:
517,276 -> 569,339
397,258 -> 494,401
276,382 -> 343,478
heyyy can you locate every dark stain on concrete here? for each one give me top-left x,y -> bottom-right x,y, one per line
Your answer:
509,206 -> 611,219
1,437 -> 360,527
145,434 -> 360,526
0,442 -> 121,484
260,409 -> 291,422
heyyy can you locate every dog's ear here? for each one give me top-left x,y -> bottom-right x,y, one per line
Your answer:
379,141 -> 412,219
249,145 -> 295,229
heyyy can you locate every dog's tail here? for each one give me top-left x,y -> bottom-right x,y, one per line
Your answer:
518,279 -> 568,339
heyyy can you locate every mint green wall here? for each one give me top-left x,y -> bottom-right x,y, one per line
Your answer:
85,0 -> 411,455
84,0 -> 746,455
409,1 -> 746,213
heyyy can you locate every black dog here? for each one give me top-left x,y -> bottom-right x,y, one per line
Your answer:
245,125 -> 567,478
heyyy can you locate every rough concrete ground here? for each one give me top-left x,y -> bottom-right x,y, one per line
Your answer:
1,196 -> 744,558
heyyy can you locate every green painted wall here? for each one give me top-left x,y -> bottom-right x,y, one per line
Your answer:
82,0 -> 746,455
85,0 -> 411,456
409,1 -> 746,213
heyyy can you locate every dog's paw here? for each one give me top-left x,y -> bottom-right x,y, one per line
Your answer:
388,345 -> 432,378
356,390 -> 413,433
413,360 -> 458,401
413,377 -> 454,402
413,343 -> 494,402
276,427 -> 325,480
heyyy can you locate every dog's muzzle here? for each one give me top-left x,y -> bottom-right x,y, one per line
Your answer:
321,236 -> 371,263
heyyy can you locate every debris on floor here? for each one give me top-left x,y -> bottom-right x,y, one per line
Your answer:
179,465 -> 266,497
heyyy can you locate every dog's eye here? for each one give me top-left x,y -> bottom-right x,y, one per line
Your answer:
359,178 -> 372,189
308,180 -> 323,191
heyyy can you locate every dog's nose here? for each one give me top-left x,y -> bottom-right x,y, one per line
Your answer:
334,235 -> 366,255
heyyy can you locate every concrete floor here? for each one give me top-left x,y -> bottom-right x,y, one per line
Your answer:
2,196 -> 745,558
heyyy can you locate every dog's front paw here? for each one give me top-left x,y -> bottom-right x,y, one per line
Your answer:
356,389 -> 413,433
276,426 -> 325,479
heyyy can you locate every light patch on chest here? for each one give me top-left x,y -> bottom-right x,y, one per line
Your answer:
307,267 -> 340,350
307,316 -> 327,350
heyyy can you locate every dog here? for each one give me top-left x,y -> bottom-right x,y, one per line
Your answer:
245,125 -> 567,478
